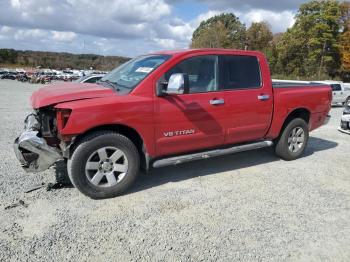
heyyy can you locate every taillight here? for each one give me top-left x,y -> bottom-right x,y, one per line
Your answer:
56,109 -> 71,131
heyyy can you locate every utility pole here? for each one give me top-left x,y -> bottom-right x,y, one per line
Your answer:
318,41 -> 326,78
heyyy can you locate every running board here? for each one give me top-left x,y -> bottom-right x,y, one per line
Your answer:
152,140 -> 273,168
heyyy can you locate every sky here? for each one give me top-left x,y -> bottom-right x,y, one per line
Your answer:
0,0 -> 309,57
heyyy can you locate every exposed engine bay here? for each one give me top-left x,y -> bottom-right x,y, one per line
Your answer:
36,108 -> 60,146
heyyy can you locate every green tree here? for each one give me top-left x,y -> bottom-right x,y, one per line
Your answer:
340,1 -> 350,28
246,21 -> 273,52
191,13 -> 246,49
191,21 -> 231,48
277,0 -> 342,78
340,31 -> 350,71
340,1 -> 350,74
266,33 -> 284,75
0,49 -> 18,64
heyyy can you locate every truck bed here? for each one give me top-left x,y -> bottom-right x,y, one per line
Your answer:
266,83 -> 331,139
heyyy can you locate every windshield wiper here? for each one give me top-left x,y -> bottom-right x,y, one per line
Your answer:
97,79 -> 119,90
115,81 -> 132,90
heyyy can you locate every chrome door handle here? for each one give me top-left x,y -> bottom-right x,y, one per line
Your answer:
258,94 -> 270,101
210,99 -> 225,105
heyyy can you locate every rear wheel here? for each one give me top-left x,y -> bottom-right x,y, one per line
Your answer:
275,118 -> 309,161
68,131 -> 140,199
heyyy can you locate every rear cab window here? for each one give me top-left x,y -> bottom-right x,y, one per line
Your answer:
219,55 -> 261,90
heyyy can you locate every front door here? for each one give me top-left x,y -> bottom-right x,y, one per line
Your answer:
155,55 -> 226,156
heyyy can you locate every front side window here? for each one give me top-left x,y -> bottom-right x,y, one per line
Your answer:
100,55 -> 171,91
220,55 -> 261,90
163,55 -> 218,93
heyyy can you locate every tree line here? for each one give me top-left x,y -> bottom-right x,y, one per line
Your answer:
0,49 -> 129,71
191,0 -> 350,81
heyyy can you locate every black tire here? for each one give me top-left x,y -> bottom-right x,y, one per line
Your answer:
275,118 -> 309,161
68,131 -> 140,199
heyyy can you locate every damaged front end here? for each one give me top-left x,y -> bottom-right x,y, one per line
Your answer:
14,111 -> 62,173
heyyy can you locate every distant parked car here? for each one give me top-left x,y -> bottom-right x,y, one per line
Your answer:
0,70 -> 8,77
17,73 -> 30,82
1,72 -> 17,80
314,81 -> 350,106
339,99 -> 350,134
76,74 -> 104,83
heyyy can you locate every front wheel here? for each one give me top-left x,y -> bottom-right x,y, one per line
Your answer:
68,131 -> 140,199
275,118 -> 309,161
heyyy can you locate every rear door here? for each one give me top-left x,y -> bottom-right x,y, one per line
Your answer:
219,54 -> 273,144
155,55 -> 226,156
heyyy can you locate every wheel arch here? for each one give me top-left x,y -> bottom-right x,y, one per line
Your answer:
277,108 -> 311,138
70,124 -> 149,170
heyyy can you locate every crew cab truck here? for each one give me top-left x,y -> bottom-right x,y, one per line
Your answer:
14,49 -> 332,199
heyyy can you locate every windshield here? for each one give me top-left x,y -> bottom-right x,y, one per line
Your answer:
99,54 -> 171,91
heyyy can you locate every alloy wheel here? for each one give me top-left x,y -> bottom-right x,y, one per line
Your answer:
85,146 -> 128,187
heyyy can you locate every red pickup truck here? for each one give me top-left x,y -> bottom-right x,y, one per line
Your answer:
14,49 -> 331,199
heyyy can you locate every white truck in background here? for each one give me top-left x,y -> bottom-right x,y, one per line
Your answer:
314,81 -> 350,106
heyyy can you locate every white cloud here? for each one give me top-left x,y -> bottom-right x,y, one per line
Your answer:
14,28 -> 48,40
0,0 -> 173,38
153,38 -> 177,49
0,0 -> 300,56
52,31 -> 77,42
0,26 -> 12,33
187,8 -> 295,33
240,9 -> 295,33
10,0 -> 20,8
194,10 -> 222,25
193,0 -> 307,12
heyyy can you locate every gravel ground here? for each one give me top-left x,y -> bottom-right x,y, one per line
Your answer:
0,79 -> 349,262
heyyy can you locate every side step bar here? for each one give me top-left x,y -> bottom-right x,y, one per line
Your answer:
152,140 -> 273,168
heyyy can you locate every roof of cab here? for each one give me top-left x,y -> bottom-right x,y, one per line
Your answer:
151,48 -> 263,57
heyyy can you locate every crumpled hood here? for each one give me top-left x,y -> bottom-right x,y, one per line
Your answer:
31,82 -> 115,109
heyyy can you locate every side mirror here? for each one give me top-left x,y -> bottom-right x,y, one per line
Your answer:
165,73 -> 189,95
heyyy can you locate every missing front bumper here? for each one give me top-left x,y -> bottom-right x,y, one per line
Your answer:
13,114 -> 62,173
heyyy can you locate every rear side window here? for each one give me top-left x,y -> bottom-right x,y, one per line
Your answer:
330,84 -> 341,91
220,55 -> 261,90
